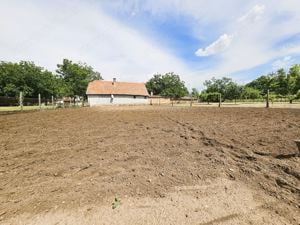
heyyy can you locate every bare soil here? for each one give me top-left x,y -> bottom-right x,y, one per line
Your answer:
0,106 -> 299,224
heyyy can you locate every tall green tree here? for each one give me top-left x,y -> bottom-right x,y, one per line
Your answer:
0,61 -> 58,98
146,72 -> 188,98
203,77 -> 242,100
56,59 -> 102,97
241,87 -> 262,99
191,88 -> 199,98
246,75 -> 273,94
246,65 -> 300,97
287,64 -> 300,94
271,69 -> 288,96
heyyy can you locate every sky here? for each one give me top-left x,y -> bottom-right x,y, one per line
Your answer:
1,0 -> 300,89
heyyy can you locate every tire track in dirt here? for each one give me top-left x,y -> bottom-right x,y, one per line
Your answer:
162,113 -> 300,211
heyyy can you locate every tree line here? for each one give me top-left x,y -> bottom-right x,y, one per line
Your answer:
0,59 -> 102,99
146,65 -> 300,102
1,59 -> 299,102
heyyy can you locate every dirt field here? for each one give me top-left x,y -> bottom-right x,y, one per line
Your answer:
0,106 -> 299,224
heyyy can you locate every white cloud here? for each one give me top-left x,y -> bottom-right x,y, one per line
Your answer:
238,4 -> 265,23
193,1 -> 300,83
116,0 -> 299,83
0,0 -> 192,83
272,56 -> 294,70
195,34 -> 233,57
1,0 -> 300,89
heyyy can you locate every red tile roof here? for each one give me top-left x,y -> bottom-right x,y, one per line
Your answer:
86,80 -> 149,96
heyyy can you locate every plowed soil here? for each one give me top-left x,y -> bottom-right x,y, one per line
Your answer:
0,106 -> 299,225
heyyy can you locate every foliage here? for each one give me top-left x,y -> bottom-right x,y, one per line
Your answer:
191,88 -> 199,98
146,72 -> 188,98
241,87 -> 262,99
0,61 -> 58,98
246,65 -> 300,96
199,92 -> 220,103
56,59 -> 102,97
203,77 -> 242,100
0,59 -> 102,98
201,64 -> 300,102
296,90 -> 300,99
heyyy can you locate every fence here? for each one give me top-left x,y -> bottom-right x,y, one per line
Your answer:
148,95 -> 300,108
0,92 -> 86,112
149,96 -> 198,107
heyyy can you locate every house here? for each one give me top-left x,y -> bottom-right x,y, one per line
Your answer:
86,78 -> 149,106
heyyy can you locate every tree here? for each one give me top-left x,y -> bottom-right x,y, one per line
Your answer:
246,75 -> 273,94
245,65 -> 300,102
241,87 -> 262,99
225,82 -> 242,101
271,69 -> 288,95
203,77 -> 242,100
0,61 -> 58,98
199,92 -> 220,104
191,88 -> 199,98
56,59 -> 102,97
146,72 -> 188,98
287,64 -> 300,94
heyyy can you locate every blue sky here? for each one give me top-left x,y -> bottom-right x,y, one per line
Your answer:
1,0 -> 300,89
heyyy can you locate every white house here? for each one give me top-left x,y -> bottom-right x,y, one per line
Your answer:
86,78 -> 149,106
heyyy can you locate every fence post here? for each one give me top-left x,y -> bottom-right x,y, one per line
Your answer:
266,89 -> 269,108
19,91 -> 23,111
52,95 -> 54,108
38,93 -> 41,111
218,93 -> 221,108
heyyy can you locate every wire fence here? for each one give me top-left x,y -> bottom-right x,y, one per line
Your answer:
148,96 -> 300,107
0,93 -> 86,112
1,94 -> 299,112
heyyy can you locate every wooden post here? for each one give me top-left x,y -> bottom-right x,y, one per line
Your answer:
19,91 -> 23,111
190,95 -> 193,107
81,96 -> 84,107
266,89 -> 269,108
171,98 -> 173,107
38,93 -> 41,110
218,93 -> 221,108
150,92 -> 153,105
52,96 -> 54,108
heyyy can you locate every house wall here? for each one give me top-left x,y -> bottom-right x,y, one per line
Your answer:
87,95 -> 148,106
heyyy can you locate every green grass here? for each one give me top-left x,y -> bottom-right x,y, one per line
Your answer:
0,105 -> 55,112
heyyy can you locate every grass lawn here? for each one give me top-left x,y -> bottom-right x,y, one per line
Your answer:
0,105 -> 55,112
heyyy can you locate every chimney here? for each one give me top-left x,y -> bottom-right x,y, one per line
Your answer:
113,78 -> 116,85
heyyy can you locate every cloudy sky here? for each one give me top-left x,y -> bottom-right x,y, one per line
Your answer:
1,0 -> 300,89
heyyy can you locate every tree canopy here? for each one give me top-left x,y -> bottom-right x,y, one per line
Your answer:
200,64 -> 300,102
202,77 -> 242,100
56,59 -> 102,97
146,72 -> 189,98
0,61 -> 58,98
0,59 -> 299,103
0,59 -> 102,98
246,65 -> 300,96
